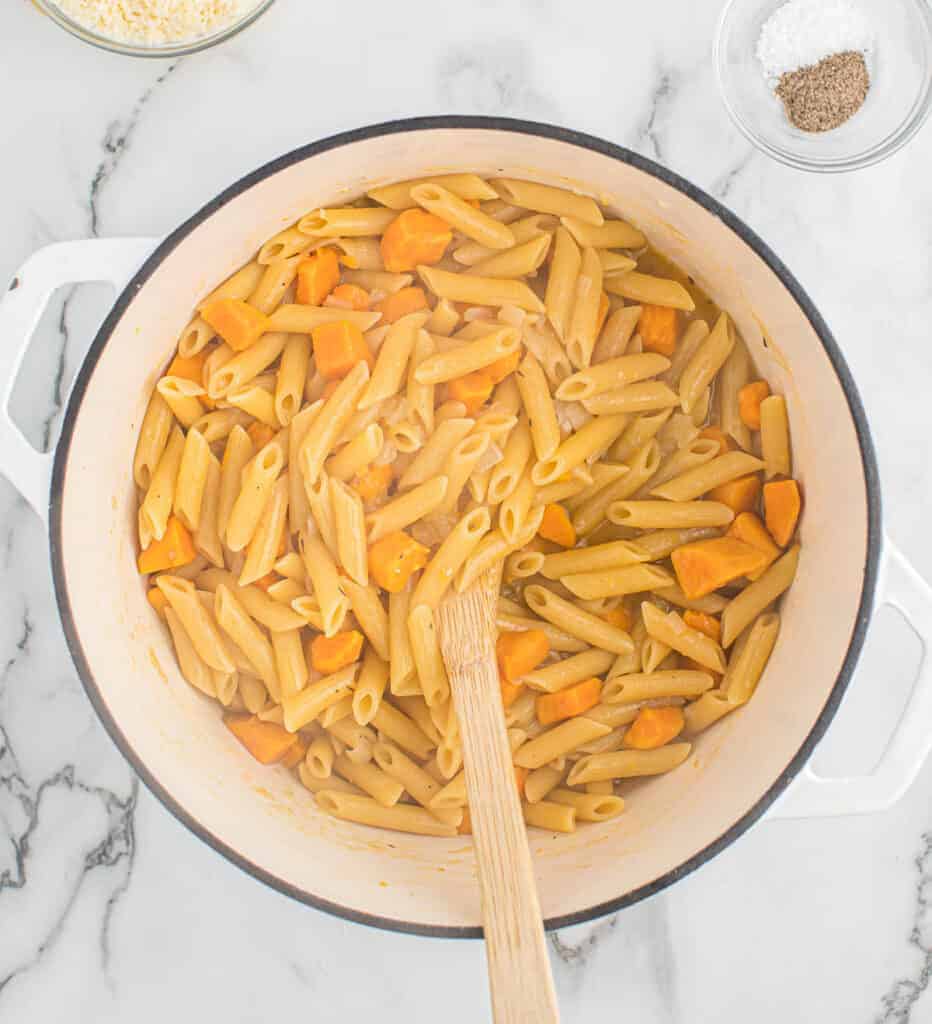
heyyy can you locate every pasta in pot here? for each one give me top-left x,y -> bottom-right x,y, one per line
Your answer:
132,173 -> 802,838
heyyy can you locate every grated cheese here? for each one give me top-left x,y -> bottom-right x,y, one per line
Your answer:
51,0 -> 257,46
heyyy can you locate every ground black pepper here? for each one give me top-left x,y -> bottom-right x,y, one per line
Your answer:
775,50 -> 870,132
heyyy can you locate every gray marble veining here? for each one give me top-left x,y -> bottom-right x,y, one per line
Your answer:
2,0 -> 932,1019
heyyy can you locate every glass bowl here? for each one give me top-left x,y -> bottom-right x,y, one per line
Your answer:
32,0 -> 275,57
714,0 -> 932,172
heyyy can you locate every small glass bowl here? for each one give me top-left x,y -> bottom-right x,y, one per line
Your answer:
715,0 -> 932,172
33,0 -> 275,57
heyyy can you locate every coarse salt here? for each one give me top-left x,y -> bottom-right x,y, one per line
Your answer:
51,0 -> 257,46
756,0 -> 874,80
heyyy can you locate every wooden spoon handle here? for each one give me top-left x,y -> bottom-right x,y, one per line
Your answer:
442,587 -> 559,1024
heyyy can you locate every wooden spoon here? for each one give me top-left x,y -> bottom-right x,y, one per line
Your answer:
436,568 -> 560,1024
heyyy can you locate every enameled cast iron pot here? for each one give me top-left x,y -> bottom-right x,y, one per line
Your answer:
2,118 -> 931,938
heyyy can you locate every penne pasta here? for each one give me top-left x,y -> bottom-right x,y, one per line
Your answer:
414,326 -> 521,384
561,215 -> 645,250
225,439 -> 284,552
397,418 -> 474,489
304,471 -> 338,557
718,339 -> 752,451
410,182 -> 515,249
134,172 -> 802,843
299,524 -> 350,637
604,271 -> 695,311
547,788 -> 625,822
516,353 -> 562,463
268,304 -> 381,335
177,316 -> 215,359
171,425 -> 209,536
514,718 -> 612,770
368,174 -> 498,210
359,311 -> 430,410
523,765 -> 566,804
678,312 -> 735,415
581,381 -> 680,416
412,507 -> 491,609
523,586 -> 633,655
330,478 -> 369,586
572,440 -> 662,538
662,319 -> 710,389
523,800 -> 577,833
522,318 -> 573,385
491,179 -> 603,226
239,476 -> 289,586
591,305 -> 642,364
561,563 -> 675,600
341,579 -> 390,662
214,584 -> 281,700
418,265 -> 544,313
724,613 -> 781,703
470,233 -> 552,279
157,575 -> 235,674
760,395 -> 791,479
315,790 -> 456,837
298,206 -> 397,237
193,454 -> 224,568
531,414 -> 629,485
156,376 -> 205,429
388,584 -> 418,696
407,604 -> 450,707
407,329 -> 435,434
649,452 -> 768,501
683,689 -> 740,735
372,702 -> 435,760
353,649 -> 390,726
487,415 -> 533,504
207,331 -> 289,399
567,743 -> 692,784
557,353 -> 671,402
271,628 -> 308,700
133,391 -> 173,490
282,665 -> 357,732
299,361 -> 370,485
640,602 -> 726,672
721,546 -> 799,647
367,477 -> 448,543
603,670 -> 714,704
608,500 -> 735,530
275,334 -> 311,426
544,226 -> 582,340
566,246 -> 603,369
191,408 -> 251,444
437,433 -> 490,514
523,649 -> 615,693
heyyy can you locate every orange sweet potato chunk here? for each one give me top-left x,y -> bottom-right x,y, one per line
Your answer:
625,707 -> 685,750
638,304 -> 678,356
496,629 -> 549,682
367,531 -> 429,592
380,210 -> 452,273
536,677 -> 601,726
296,248 -> 341,306
763,479 -> 802,547
671,537 -> 769,599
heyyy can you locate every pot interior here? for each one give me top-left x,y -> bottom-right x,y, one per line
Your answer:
56,125 -> 872,931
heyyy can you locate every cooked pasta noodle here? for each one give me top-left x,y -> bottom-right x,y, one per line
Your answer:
133,172 -> 800,841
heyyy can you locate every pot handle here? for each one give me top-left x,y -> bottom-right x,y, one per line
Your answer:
0,238 -> 159,521
770,537 -> 932,819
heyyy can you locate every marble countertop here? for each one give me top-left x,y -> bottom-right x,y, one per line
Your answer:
3,0 -> 932,1020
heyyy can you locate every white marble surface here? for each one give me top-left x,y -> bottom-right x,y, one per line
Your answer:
2,0 -> 932,1019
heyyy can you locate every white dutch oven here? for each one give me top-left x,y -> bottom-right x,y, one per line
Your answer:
2,118 -> 931,937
